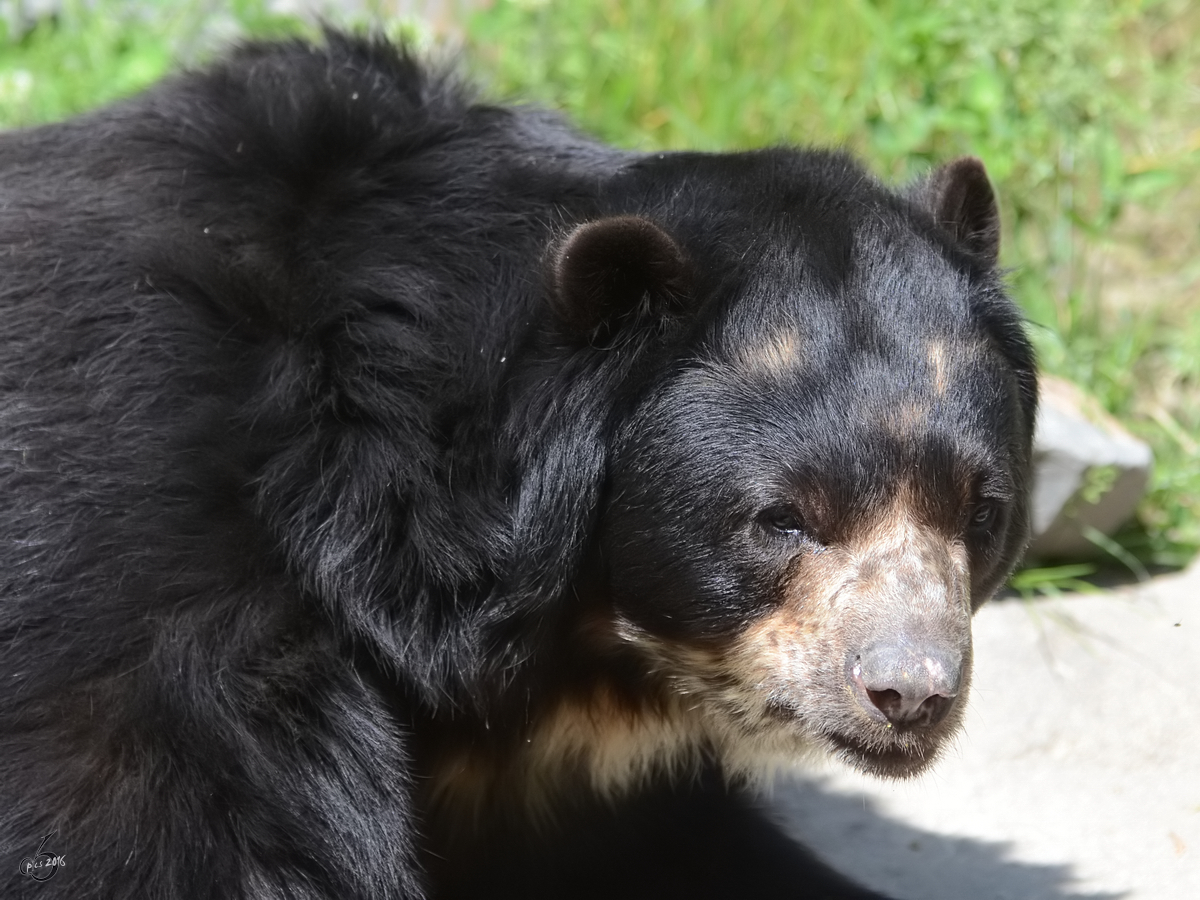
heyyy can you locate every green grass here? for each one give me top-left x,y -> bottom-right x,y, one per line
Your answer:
2,0 -> 1197,576
0,1 -> 306,123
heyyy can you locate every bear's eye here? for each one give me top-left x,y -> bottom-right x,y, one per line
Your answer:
759,505 -> 810,538
969,500 -> 1000,533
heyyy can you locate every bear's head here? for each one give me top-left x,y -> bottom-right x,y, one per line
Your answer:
543,154 -> 1036,785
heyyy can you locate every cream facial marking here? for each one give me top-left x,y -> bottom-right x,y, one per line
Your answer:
927,338 -> 950,397
734,330 -> 802,379
724,499 -> 972,771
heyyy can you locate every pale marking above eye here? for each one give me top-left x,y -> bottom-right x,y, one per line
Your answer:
734,330 -> 802,379
927,339 -> 950,397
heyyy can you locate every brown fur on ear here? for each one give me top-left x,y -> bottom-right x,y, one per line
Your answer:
914,157 -> 1000,264
550,216 -> 691,344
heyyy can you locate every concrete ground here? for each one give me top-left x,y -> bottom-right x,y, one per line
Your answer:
773,560 -> 1199,900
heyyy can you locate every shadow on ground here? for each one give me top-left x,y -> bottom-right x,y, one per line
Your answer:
771,776 -> 1124,900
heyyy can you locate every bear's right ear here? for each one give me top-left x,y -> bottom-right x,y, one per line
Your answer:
550,215 -> 692,344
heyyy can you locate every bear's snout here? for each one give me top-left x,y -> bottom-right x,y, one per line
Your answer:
848,641 -> 963,729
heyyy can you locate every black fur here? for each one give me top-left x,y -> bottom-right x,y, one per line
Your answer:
0,33 -> 1036,900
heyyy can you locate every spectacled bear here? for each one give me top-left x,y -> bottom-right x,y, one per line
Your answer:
0,32 -> 1036,900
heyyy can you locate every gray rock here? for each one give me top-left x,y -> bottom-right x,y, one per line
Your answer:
1027,376 -> 1153,561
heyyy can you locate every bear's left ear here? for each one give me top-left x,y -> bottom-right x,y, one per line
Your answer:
911,157 -> 1000,265
550,215 -> 692,344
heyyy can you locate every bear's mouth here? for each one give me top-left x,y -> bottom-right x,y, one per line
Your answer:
756,693 -> 949,779
820,725 -> 944,779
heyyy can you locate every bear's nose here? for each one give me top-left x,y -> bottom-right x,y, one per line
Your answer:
849,642 -> 962,728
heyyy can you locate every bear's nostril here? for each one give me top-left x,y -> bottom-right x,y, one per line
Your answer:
864,687 -> 903,717
865,687 -> 953,728
916,693 -> 953,726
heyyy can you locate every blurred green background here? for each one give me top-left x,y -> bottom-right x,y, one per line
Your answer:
1,0 -> 1197,581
